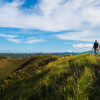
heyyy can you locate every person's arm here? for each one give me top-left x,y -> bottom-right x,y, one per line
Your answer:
99,44 -> 100,50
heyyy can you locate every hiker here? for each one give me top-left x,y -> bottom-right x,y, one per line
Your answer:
93,40 -> 100,56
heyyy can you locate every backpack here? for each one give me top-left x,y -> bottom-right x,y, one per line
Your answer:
94,43 -> 99,49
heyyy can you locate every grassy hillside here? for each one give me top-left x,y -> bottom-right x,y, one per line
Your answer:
0,55 -> 57,79
0,54 -> 100,100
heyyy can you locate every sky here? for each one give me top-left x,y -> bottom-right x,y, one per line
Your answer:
0,0 -> 100,53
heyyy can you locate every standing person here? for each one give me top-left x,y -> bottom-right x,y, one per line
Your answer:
93,40 -> 99,56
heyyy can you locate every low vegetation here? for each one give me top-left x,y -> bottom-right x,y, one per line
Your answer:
0,54 -> 100,100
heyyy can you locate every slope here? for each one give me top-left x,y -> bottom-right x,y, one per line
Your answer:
0,54 -> 100,100
0,55 -> 58,79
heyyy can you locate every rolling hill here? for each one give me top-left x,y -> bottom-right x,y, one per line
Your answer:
0,54 -> 100,100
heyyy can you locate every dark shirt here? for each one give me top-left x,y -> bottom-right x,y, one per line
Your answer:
94,42 -> 99,49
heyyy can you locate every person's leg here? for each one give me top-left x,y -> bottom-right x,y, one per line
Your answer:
94,49 -> 96,56
96,49 -> 98,56
96,52 -> 97,56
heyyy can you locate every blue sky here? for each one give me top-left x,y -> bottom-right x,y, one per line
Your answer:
0,0 -> 100,53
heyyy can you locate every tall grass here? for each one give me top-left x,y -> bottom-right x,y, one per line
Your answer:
0,54 -> 99,100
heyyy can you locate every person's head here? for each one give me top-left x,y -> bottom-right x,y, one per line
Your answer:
95,40 -> 98,43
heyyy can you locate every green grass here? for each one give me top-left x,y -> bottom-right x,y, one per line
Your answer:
0,54 -> 100,100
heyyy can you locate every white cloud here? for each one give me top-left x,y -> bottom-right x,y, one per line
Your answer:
73,44 -> 93,48
0,0 -> 100,42
7,38 -> 21,43
0,0 -> 99,32
56,31 -> 100,42
38,0 -> 63,16
25,37 -> 45,44
0,33 -> 45,43
0,34 -> 18,38
0,33 -> 20,43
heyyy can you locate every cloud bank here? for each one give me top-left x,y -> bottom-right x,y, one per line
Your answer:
0,0 -> 99,31
0,0 -> 100,42
56,31 -> 100,42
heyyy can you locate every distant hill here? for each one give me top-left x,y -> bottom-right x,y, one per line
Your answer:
0,52 -> 79,58
0,53 -> 42,58
82,50 -> 94,54
0,51 -> 89,58
0,54 -> 100,100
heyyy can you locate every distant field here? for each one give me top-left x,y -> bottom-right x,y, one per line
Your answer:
0,54 -> 100,100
